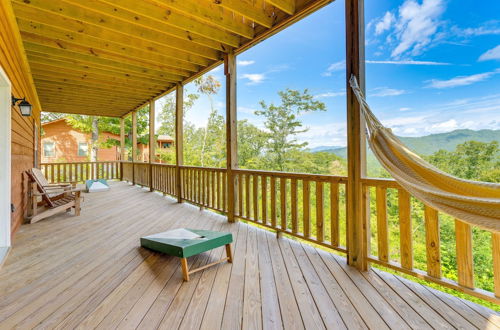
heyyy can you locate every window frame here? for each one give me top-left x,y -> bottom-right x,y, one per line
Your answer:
77,142 -> 88,157
43,141 -> 55,157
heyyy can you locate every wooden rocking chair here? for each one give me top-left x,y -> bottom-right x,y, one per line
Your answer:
26,168 -> 82,224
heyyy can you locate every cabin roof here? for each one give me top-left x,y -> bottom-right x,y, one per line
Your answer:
11,0 -> 333,118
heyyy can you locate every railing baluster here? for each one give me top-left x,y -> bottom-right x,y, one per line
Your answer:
253,175 -> 259,221
330,182 -> 339,247
303,180 -> 310,238
238,173 -> 243,216
245,174 -> 251,219
261,176 -> 267,224
291,178 -> 298,234
316,182 -> 324,242
270,177 -> 276,227
376,186 -> 389,262
493,233 -> 500,298
424,206 -> 441,278
398,189 -> 413,270
280,178 -> 287,231
455,219 -> 474,288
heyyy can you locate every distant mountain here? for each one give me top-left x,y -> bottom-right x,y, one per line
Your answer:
313,129 -> 500,158
309,145 -> 344,153
399,129 -> 500,155
312,129 -> 500,175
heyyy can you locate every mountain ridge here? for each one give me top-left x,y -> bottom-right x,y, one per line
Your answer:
311,129 -> 500,158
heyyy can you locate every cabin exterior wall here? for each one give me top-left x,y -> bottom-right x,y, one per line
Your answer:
0,1 -> 41,236
41,119 -> 120,163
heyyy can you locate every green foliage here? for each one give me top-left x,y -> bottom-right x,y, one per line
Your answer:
426,140 -> 499,181
255,89 -> 326,171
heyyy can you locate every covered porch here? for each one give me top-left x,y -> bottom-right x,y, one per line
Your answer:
1,0 -> 500,327
1,181 -> 498,329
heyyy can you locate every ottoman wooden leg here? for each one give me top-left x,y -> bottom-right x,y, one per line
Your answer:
180,258 -> 189,281
225,244 -> 233,263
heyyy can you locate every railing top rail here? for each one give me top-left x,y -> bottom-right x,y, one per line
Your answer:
41,161 -> 120,165
234,168 -> 348,183
179,165 -> 226,171
362,177 -> 402,188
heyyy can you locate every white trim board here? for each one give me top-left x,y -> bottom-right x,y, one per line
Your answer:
0,65 -> 12,249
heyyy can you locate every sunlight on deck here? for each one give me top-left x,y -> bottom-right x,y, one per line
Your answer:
0,181 -> 498,329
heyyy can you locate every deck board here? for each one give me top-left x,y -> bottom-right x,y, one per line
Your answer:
0,181 -> 498,329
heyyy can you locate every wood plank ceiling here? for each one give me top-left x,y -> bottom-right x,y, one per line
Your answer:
11,0 -> 332,117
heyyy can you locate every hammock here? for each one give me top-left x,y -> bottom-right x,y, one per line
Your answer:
349,75 -> 500,232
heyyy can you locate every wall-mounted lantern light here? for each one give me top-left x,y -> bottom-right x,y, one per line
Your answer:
12,96 -> 32,116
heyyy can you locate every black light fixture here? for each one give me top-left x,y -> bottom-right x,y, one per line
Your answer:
12,96 -> 32,116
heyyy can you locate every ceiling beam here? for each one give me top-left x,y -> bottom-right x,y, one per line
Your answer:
22,38 -> 191,77
14,13 -> 209,70
39,104 -> 130,117
98,0 -> 241,47
31,68 -> 166,93
27,55 -> 179,86
151,0 -> 254,39
33,77 -> 161,97
35,86 -> 151,102
18,27 -> 201,75
213,0 -> 276,28
26,51 -> 182,84
265,0 -> 295,15
12,0 -> 221,61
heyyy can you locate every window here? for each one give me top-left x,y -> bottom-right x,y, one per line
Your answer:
78,142 -> 88,157
162,142 -> 171,148
43,141 -> 55,157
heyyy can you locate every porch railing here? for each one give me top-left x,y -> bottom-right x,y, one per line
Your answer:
363,177 -> 500,304
40,161 -> 500,304
40,161 -> 121,183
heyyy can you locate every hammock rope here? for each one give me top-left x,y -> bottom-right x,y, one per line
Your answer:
349,75 -> 500,232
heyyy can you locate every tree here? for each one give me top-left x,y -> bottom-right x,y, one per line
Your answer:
194,75 -> 222,166
426,140 -> 500,182
255,89 -> 326,171
237,119 -> 267,168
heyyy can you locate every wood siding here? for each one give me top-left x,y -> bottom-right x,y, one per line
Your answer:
0,0 -> 41,236
41,119 -> 120,163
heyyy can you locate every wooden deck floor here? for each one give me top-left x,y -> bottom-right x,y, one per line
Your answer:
1,181 -> 498,329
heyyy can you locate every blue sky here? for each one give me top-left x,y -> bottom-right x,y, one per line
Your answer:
158,0 -> 500,148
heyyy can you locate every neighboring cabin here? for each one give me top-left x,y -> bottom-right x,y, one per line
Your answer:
41,118 -> 121,163
41,119 -> 175,163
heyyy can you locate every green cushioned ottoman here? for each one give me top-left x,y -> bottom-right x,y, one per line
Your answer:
141,228 -> 233,281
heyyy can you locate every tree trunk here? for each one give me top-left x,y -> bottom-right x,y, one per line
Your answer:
90,117 -> 99,162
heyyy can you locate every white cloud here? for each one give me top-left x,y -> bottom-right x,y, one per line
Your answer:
478,45 -> 500,61
399,107 -> 411,111
314,91 -> 346,98
426,69 -> 499,89
241,73 -> 265,85
391,0 -> 445,58
296,123 -> 347,148
238,60 -> 255,66
366,59 -> 450,65
322,60 -> 345,77
370,87 -> 407,97
375,12 -> 395,35
237,106 -> 258,114
452,21 -> 500,37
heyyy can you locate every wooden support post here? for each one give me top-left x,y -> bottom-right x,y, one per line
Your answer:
132,111 -> 137,185
175,83 -> 183,203
345,0 -> 368,271
119,117 -> 125,181
225,51 -> 238,223
149,99 -> 155,191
